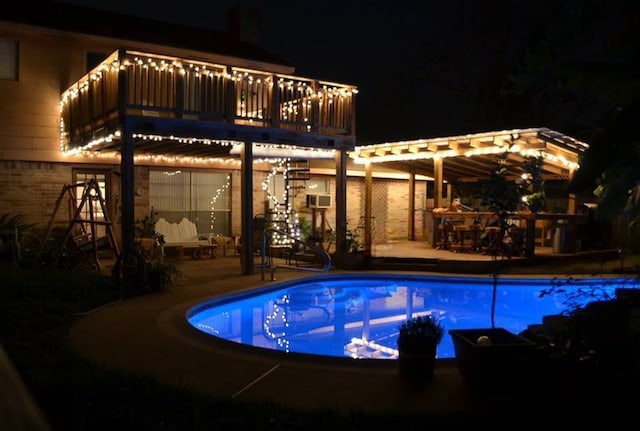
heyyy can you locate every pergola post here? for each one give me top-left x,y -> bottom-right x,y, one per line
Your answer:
433,158 -> 443,209
568,167 -> 577,214
364,161 -> 373,254
335,149 -> 348,261
408,168 -> 415,240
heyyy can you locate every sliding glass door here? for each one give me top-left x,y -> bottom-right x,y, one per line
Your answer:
149,170 -> 231,236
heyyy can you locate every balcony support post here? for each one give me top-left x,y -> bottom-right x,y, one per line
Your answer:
240,140 -> 254,274
117,48 -> 136,256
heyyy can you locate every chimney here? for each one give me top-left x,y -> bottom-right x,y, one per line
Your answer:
227,5 -> 262,45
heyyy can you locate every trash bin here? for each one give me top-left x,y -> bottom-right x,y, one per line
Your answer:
553,220 -> 567,253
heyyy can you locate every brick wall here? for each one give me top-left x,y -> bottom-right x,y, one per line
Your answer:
0,161 -> 73,228
288,175 -> 429,245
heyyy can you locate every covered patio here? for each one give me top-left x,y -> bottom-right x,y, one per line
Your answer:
349,128 -> 593,260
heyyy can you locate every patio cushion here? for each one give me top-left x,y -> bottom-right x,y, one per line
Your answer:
155,217 -> 211,247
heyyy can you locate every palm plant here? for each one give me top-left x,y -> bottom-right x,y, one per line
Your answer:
0,212 -> 36,262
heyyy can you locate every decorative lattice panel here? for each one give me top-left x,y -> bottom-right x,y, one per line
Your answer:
369,181 -> 388,244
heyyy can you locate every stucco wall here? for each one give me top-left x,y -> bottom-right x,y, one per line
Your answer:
0,27 -> 86,163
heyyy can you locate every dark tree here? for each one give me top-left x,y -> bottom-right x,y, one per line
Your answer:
568,97 -> 640,226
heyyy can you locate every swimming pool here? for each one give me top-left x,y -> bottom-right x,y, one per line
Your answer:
186,273 -> 636,360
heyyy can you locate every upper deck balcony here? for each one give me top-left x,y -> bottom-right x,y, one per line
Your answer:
60,49 -> 358,159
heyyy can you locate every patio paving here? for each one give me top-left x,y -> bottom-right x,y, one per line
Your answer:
68,244 -> 626,423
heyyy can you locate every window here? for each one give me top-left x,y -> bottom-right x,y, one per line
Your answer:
306,178 -> 329,193
150,170 -> 232,236
72,171 -> 110,238
0,40 -> 18,81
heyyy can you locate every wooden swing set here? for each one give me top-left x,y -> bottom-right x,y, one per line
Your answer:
34,179 -> 120,270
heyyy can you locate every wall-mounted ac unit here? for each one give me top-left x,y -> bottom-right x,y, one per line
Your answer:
306,193 -> 332,209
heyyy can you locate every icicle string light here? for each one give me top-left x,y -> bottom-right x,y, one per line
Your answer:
260,157 -> 305,246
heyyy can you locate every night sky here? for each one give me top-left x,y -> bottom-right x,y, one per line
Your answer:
61,0 -> 640,145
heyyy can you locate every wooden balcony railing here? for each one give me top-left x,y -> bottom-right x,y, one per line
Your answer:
60,49 -> 357,152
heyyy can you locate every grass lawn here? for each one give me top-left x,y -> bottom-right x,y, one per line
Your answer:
1,251 -> 639,429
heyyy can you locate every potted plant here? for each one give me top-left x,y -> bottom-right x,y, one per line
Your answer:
396,314 -> 445,386
448,327 -> 539,390
146,260 -> 182,292
522,281 -> 640,390
334,227 -> 366,269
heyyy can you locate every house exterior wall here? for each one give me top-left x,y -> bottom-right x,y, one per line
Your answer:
0,27 -> 122,234
0,22 -> 286,243
290,174 -> 428,247
0,19 -> 427,255
386,179 -> 428,241
0,160 -> 73,227
0,25 -> 98,164
363,178 -> 428,243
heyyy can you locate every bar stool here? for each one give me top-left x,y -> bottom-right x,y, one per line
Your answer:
482,226 -> 502,255
436,223 -> 453,250
451,224 -> 476,253
469,224 -> 482,251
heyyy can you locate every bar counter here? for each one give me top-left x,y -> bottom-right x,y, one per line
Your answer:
430,210 -> 589,257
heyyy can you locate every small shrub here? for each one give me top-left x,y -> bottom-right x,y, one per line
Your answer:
146,261 -> 183,291
397,314 -> 445,354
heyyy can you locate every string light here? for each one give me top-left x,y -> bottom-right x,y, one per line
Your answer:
350,128 -> 585,171
263,294 -> 290,352
61,50 -> 356,110
60,49 -> 357,155
62,149 -> 242,167
345,337 -> 399,359
209,174 -> 231,232
163,170 -> 182,176
231,143 -> 335,160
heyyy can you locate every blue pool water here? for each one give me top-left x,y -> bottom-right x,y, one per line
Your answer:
186,273 -> 637,360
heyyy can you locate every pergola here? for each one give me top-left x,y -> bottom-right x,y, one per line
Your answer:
347,127 -> 590,256
352,127 -> 586,182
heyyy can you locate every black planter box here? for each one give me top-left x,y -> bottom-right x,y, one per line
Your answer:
449,328 -> 540,389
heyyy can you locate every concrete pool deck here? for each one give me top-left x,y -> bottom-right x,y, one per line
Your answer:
68,253 -> 629,423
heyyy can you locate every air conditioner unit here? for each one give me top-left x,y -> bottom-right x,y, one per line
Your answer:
306,193 -> 332,209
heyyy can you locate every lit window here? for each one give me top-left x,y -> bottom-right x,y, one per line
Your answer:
306,179 -> 328,193
73,171 -> 109,238
150,170 -> 232,236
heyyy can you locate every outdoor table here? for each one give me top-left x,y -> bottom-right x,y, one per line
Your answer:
431,211 -> 589,257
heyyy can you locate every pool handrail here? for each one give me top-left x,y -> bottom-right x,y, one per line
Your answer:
261,227 -> 332,280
